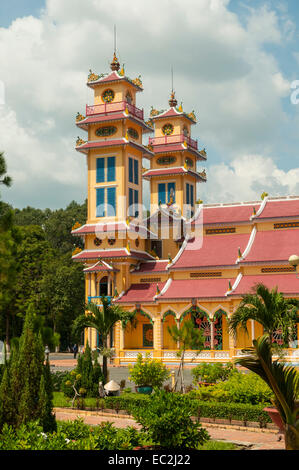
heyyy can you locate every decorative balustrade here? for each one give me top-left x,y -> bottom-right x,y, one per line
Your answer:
86,101 -> 144,120
87,296 -> 112,305
148,134 -> 198,150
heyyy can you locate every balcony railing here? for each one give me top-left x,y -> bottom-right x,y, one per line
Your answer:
87,296 -> 112,305
149,134 -> 198,150
86,101 -> 144,120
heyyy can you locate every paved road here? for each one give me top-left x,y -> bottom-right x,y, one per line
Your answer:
49,353 -> 195,388
54,409 -> 284,450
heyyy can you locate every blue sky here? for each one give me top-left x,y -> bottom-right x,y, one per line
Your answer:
0,0 -> 298,209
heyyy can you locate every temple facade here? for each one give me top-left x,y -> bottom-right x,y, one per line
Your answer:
72,55 -> 299,365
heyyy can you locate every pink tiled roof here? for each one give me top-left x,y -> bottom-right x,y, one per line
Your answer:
76,114 -> 152,132
143,167 -> 203,180
72,249 -> 154,261
230,274 -> 299,296
83,261 -> 118,273
151,107 -> 196,123
241,229 -> 299,264
256,198 -> 299,220
71,221 -> 157,239
201,204 -> 260,225
75,139 -> 153,157
158,278 -> 231,299
87,71 -> 143,91
116,282 -> 166,303
171,232 -> 251,269
133,260 -> 169,273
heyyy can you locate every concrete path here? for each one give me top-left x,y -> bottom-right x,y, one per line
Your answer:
54,409 -> 285,450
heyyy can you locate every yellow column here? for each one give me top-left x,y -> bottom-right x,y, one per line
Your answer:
153,317 -> 162,359
228,304 -> 236,360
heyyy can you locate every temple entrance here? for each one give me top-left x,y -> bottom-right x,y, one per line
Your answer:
98,276 -> 108,296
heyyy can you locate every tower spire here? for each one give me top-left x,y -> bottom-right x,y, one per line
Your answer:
169,66 -> 177,107
111,25 -> 120,71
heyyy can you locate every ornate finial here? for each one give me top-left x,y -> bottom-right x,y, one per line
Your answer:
72,221 -> 81,231
196,199 -> 203,205
72,247 -> 82,256
119,63 -> 125,76
156,284 -> 160,295
228,281 -> 232,291
126,241 -> 131,253
111,53 -> 120,71
132,75 -> 143,88
76,136 -> 85,147
253,207 -> 257,216
87,69 -> 100,82
168,253 -> 172,263
169,90 -> 177,107
76,112 -> 85,122
238,247 -> 242,259
184,159 -> 188,169
188,110 -> 197,122
261,191 -> 268,200
125,130 -> 129,141
199,169 -> 207,180
178,101 -> 183,112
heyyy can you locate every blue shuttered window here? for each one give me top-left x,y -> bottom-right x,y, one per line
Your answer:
129,158 -> 133,183
96,158 -> 105,183
96,156 -> 115,182
107,187 -> 116,217
134,159 -> 139,185
96,188 -> 105,217
186,183 -> 190,205
190,185 -> 194,207
158,183 -> 166,205
107,156 -> 115,182
186,183 -> 194,207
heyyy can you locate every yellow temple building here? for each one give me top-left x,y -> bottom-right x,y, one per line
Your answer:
72,54 -> 299,366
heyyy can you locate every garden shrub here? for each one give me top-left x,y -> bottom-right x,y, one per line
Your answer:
62,342 -> 104,398
128,353 -> 170,388
51,371 -> 69,392
128,389 -> 210,449
191,362 -> 234,385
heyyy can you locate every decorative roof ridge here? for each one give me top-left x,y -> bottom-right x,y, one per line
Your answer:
225,273 -> 243,296
203,201 -> 260,208
251,195 -> 268,219
167,233 -> 191,269
235,226 -> 257,263
83,261 -> 101,271
154,278 -> 172,299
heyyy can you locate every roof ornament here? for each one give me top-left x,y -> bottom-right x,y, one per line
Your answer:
119,63 -> 125,76
178,101 -> 183,112
199,148 -> 207,158
228,281 -> 232,291
261,191 -> 268,200
87,69 -> 100,82
169,91 -> 178,107
156,284 -> 160,295
126,241 -> 131,253
237,247 -> 242,259
76,136 -> 86,147
252,207 -> 257,216
111,52 -> 120,71
76,112 -> 85,122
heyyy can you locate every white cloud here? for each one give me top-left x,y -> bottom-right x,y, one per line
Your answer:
200,155 -> 299,204
0,0 -> 297,208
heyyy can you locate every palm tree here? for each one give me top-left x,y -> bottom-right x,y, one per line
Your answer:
228,283 -> 299,348
236,335 -> 299,450
72,296 -> 135,382
167,319 -> 204,393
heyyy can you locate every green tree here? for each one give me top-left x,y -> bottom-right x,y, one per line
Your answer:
0,151 -> 12,188
72,297 -> 135,382
38,357 -> 57,432
167,319 -> 204,393
228,283 -> 299,349
236,335 -> 299,450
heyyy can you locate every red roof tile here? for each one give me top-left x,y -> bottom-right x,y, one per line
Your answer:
72,221 -> 156,239
241,229 -> 299,264
256,198 -> 299,220
76,139 -> 153,157
230,274 -> 299,296
72,249 -> 154,261
116,282 -> 166,303
171,232 -> 251,269
87,71 -> 143,91
133,260 -> 169,273
158,278 -> 230,299
200,204 -> 260,225
143,167 -> 203,180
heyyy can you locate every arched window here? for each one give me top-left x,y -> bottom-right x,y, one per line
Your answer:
192,309 -> 211,350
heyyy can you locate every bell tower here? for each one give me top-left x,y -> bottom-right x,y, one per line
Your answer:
143,91 -> 207,219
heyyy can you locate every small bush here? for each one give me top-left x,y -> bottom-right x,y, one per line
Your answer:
128,353 -> 170,388
129,389 -> 210,449
191,363 -> 234,385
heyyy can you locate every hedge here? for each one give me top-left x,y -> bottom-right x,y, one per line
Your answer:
92,394 -> 272,424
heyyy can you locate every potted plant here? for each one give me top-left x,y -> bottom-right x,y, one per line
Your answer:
128,353 -> 170,394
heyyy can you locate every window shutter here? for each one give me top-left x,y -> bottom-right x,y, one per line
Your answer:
107,156 -> 115,182
96,188 -> 105,217
96,158 -> 105,183
134,159 -> 139,185
134,189 -> 139,217
107,187 -> 116,217
190,185 -> 194,206
129,188 -> 133,216
158,183 -> 166,205
129,157 -> 133,183
186,183 -> 190,205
